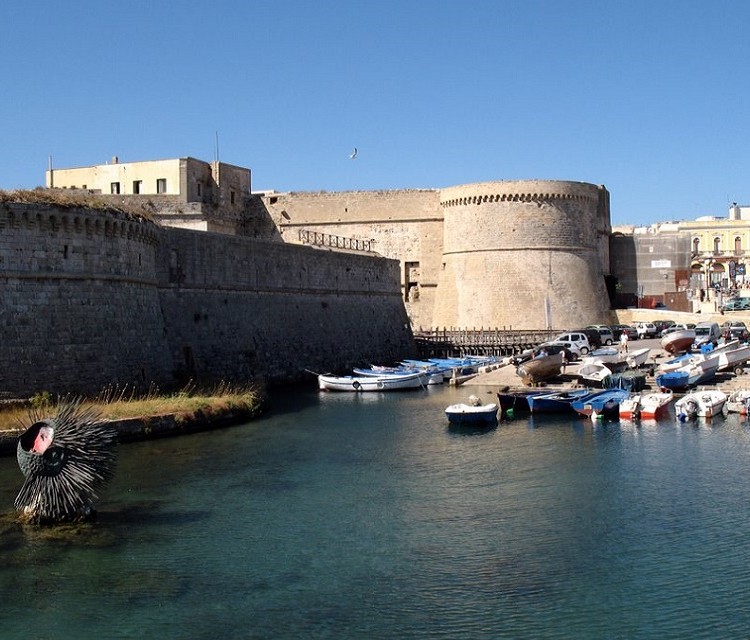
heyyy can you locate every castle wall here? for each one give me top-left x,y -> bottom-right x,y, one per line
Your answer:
0,203 -> 170,396
264,181 -> 612,330
158,230 -> 414,385
0,202 -> 414,397
434,180 -> 611,329
262,190 -> 443,328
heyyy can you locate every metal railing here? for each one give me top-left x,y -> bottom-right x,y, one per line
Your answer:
298,229 -> 373,252
414,328 -> 555,358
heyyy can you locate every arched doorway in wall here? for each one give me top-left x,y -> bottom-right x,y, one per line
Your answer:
690,263 -> 704,290
710,262 -> 726,289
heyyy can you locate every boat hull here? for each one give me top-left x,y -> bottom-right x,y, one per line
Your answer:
661,330 -> 696,354
318,372 -> 426,392
516,353 -> 562,386
445,403 -> 499,424
676,391 -> 727,420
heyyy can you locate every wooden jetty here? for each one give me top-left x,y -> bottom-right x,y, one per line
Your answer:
414,328 -> 554,359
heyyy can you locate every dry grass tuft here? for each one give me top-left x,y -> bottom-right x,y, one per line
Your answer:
0,188 -> 155,221
0,381 -> 264,432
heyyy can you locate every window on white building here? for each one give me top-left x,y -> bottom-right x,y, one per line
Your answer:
156,178 -> 167,194
133,180 -> 142,194
111,182 -> 120,194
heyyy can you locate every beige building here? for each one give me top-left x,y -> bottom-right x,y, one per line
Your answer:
46,157 -> 253,235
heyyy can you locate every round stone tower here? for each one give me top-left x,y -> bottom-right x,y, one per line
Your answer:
433,180 -> 611,329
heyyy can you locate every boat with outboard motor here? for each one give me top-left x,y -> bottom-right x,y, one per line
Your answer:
619,390 -> 674,420
675,389 -> 727,420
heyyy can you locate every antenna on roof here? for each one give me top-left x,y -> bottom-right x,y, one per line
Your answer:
214,130 -> 220,164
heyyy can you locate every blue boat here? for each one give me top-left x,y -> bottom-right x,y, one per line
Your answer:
527,388 -> 597,414
572,388 -> 630,419
655,358 -> 719,391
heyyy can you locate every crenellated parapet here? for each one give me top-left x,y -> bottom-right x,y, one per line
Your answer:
0,202 -> 160,246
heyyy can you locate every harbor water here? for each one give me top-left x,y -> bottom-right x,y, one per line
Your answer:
1,383 -> 750,639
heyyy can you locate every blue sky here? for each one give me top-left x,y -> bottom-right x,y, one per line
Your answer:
2,0 -> 749,226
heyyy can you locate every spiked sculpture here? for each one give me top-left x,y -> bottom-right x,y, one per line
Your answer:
15,400 -> 118,524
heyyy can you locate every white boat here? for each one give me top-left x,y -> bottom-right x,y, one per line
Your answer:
445,395 -> 499,424
354,364 -> 445,385
724,389 -> 750,415
619,390 -> 673,420
625,347 -> 651,369
576,361 -> 613,387
318,371 -> 427,392
715,343 -> 750,373
582,347 -> 621,365
675,389 -> 727,421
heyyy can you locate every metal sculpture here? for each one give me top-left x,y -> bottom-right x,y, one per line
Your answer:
15,400 -> 118,524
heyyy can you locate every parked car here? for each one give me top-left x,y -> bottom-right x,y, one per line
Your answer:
652,319 -> 676,334
509,341 -> 580,366
721,321 -> 750,342
551,332 -> 591,354
693,322 -> 722,350
537,341 -> 581,360
584,325 -> 615,346
610,324 -> 638,341
634,322 -> 658,339
721,298 -> 750,312
660,323 -> 695,338
570,329 -> 601,349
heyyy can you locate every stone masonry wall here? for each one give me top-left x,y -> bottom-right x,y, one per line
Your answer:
262,190 -> 443,328
158,230 -> 414,385
0,202 -> 170,396
0,202 -> 414,397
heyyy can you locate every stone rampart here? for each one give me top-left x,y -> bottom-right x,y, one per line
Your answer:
0,202 -> 414,397
263,180 -> 612,330
262,190 -> 444,328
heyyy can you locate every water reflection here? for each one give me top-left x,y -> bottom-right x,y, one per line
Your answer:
0,385 -> 749,638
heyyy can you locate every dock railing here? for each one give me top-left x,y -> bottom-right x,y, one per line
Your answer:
414,328 -> 555,358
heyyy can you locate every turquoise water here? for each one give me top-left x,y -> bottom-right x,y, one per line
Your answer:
1,384 -> 750,639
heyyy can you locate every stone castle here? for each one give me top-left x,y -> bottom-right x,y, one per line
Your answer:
0,157 -> 614,396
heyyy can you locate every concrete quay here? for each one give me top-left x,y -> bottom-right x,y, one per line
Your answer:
462,337 -> 750,397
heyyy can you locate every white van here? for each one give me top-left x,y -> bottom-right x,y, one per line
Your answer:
551,332 -> 590,355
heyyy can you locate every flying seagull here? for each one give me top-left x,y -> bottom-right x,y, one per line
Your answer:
349,147 -> 358,159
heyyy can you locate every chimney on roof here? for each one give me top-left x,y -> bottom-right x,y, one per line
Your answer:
112,156 -> 119,164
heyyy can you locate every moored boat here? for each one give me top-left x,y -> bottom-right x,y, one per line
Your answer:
724,389 -> 750,415
675,390 -> 727,421
527,388 -> 596,414
620,390 -> 673,420
445,395 -> 499,424
318,371 -> 427,392
496,389 -> 547,418
572,388 -> 630,419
